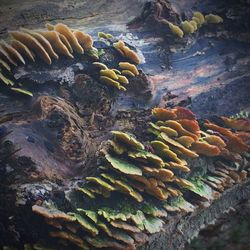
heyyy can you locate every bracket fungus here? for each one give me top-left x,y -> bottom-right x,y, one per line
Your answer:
9,31 -> 52,64
10,39 -> 35,62
167,22 -> 184,38
73,30 -> 93,50
38,31 -> 74,58
0,40 -> 25,65
180,21 -> 195,34
119,62 -> 139,76
113,40 -> 140,64
0,22 -> 142,97
51,23 -> 84,54
20,28 -> 59,60
15,107 -> 249,249
205,14 -> 223,24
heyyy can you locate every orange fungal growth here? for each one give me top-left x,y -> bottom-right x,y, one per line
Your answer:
53,23 -> 84,54
11,39 -> 35,62
164,120 -> 198,140
9,31 -> 52,64
152,108 -> 177,121
59,34 -> 73,53
204,121 -> 249,153
190,141 -> 221,156
39,31 -> 74,58
173,107 -> 196,120
0,40 -> 25,65
113,40 -> 140,64
0,43 -> 18,66
203,135 -> 226,148
221,116 -> 250,132
73,30 -> 93,50
176,136 -> 195,148
177,119 -> 200,135
21,29 -> 59,60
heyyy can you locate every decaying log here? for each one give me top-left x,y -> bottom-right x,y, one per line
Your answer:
0,0 -> 250,249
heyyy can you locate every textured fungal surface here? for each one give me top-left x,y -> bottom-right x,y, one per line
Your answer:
0,0 -> 250,250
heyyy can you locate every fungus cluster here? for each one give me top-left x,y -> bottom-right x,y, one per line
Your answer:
93,61 -> 139,91
0,23 -> 141,96
31,107 -> 249,249
0,23 -> 94,96
159,11 -> 223,38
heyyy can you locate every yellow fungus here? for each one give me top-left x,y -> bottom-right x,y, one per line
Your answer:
119,62 -> 139,75
193,12 -> 205,25
92,62 -> 108,70
45,23 -> 55,31
181,21 -> 195,34
0,59 -> 11,71
0,44 -> 17,66
192,16 -> 202,27
168,22 -> 184,38
121,70 -> 135,77
189,20 -> 198,31
205,14 -> 223,24
100,76 -> 121,89
117,75 -> 129,84
98,32 -> 113,40
0,71 -> 14,85
111,68 -> 121,74
100,69 -> 118,80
